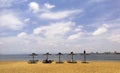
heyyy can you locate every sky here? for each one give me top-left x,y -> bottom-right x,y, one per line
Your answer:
0,0 -> 120,54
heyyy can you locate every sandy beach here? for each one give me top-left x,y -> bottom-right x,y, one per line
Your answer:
0,61 -> 120,73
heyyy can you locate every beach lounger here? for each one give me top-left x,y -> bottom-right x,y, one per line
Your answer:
67,60 -> 77,63
42,59 -> 53,63
28,60 -> 39,64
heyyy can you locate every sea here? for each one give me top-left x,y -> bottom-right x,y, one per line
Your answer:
0,54 -> 120,61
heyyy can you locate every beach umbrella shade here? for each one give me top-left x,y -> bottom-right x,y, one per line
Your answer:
43,52 -> 51,60
30,53 -> 38,61
56,52 -> 63,62
69,52 -> 76,62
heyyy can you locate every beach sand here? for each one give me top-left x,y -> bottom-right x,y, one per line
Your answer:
0,61 -> 120,73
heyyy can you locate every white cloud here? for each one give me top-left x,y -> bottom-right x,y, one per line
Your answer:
24,18 -> 30,22
33,21 -> 75,37
17,32 -> 32,44
0,12 -> 24,30
68,32 -> 83,40
17,32 -> 27,38
28,2 -> 82,20
39,10 -> 82,20
108,34 -> 120,43
44,3 -> 55,9
92,24 -> 109,36
33,27 -> 45,35
29,2 -> 40,13
74,25 -> 83,32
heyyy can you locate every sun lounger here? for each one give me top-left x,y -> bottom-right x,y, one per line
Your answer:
42,59 -> 53,63
67,60 -> 77,63
28,60 -> 39,64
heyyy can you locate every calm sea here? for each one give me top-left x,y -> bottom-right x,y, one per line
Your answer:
0,54 -> 120,61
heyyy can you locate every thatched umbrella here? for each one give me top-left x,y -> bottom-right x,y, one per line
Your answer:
82,50 -> 88,63
83,50 -> 86,62
28,53 -> 38,64
43,52 -> 51,60
56,52 -> 63,63
30,53 -> 38,61
68,52 -> 76,63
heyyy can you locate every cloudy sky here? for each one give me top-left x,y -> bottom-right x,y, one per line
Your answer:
0,0 -> 120,54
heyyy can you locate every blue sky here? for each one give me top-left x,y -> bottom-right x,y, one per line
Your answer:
0,0 -> 120,54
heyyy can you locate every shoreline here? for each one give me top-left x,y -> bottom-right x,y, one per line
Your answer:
0,60 -> 120,64
0,59 -> 120,62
